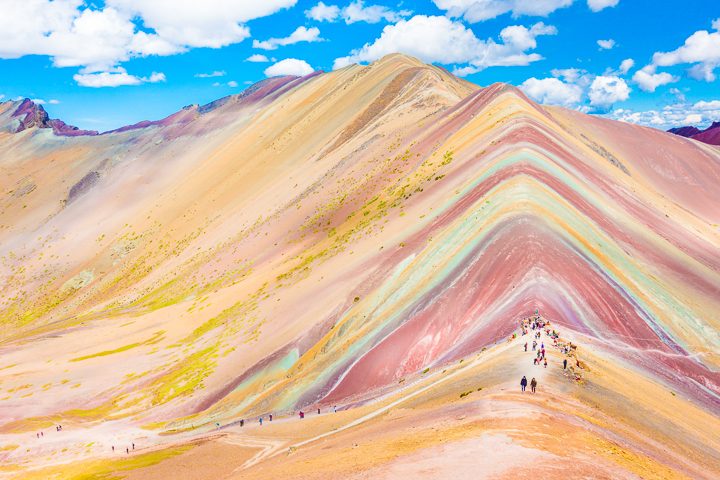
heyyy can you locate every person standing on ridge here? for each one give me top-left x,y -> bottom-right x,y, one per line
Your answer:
259,417 -> 263,426
524,342 -> 528,352
531,377 -> 537,393
521,376 -> 528,392
563,359 -> 568,370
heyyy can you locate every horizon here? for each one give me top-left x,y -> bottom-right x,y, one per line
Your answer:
1,1 -> 719,131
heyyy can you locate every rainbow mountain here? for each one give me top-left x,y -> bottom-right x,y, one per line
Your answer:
0,54 -> 719,479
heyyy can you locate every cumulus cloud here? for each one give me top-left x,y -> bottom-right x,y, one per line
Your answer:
343,0 -> 411,23
305,2 -> 340,21
195,70 -> 226,78
107,0 -> 296,48
597,39 -> 615,50
246,54 -> 271,63
305,1 -> 410,24
587,0 -> 619,12
551,68 -> 587,84
618,58 -> 634,74
632,66 -> 678,92
253,26 -> 322,51
648,19 -> 720,82
588,75 -> 630,107
227,80 -> 239,87
520,77 -> 583,106
0,0 -> 297,86
333,15 -> 556,73
607,99 -> 720,128
264,58 -> 314,77
73,67 -> 166,87
431,0 -> 572,23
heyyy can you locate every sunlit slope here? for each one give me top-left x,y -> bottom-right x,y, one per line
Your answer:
0,54 -> 718,477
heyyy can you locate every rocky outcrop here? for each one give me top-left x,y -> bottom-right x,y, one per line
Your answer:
10,99 -> 98,136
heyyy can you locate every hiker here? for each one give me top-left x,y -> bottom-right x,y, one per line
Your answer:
269,414 -> 273,421
532,341 -> 537,350
531,377 -> 537,393
543,358 -> 547,368
240,419 -> 244,427
524,342 -> 528,352
520,376 -> 528,392
563,359 -> 567,369
317,408 -> 321,415
112,446 -> 115,452
259,417 -> 263,426
132,443 -> 135,450
299,411 -> 305,419
334,405 -> 337,413
126,448 -> 129,454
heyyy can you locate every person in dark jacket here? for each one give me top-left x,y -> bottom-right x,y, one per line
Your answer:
531,377 -> 537,393
520,376 -> 528,392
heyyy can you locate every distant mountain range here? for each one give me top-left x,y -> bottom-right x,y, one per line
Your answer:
668,121 -> 720,145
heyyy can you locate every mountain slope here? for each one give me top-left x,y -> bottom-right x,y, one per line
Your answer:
0,54 -> 718,479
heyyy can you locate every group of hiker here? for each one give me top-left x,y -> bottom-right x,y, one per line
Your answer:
520,376 -> 537,393
110,443 -> 135,454
35,424 -> 63,439
232,405 -> 339,429
517,311 -> 585,393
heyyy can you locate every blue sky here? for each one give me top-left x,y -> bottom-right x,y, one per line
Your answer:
1,0 -> 719,131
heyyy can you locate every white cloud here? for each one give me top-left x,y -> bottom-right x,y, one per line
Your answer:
520,77 -> 582,106
607,99 -> 720,128
227,80 -> 238,87
649,19 -> 720,83
247,54 -> 270,63
343,0 -> 411,24
305,1 -> 410,24
195,70 -> 226,78
587,0 -> 619,12
0,0 -> 297,86
688,63 -> 716,82
305,2 -> 340,21
73,67 -> 165,87
632,66 -> 678,92
551,68 -> 587,83
333,15 -> 556,73
107,0 -> 296,48
684,113 -> 702,124
619,58 -> 634,74
669,87 -> 686,102
597,39 -> 615,50
253,26 -> 322,51
264,58 -> 314,77
431,0 -> 572,23
588,75 -> 630,107
30,98 -> 61,105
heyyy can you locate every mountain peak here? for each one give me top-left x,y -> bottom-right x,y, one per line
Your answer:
8,98 -> 98,136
